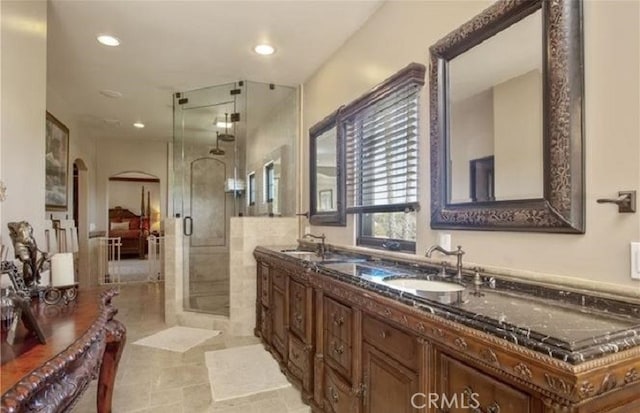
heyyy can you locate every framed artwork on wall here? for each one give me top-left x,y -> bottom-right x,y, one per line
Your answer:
45,112 -> 69,211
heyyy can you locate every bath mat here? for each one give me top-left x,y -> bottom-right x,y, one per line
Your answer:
133,326 -> 221,352
205,344 -> 291,401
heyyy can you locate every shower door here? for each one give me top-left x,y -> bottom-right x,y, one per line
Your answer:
173,82 -> 245,316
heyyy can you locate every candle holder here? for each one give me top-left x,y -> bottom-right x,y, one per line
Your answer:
43,283 -> 79,305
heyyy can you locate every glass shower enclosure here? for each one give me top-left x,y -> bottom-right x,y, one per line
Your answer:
173,81 -> 298,316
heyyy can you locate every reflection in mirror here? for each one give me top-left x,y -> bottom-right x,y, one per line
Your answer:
449,9 -> 543,204
309,109 -> 345,226
430,0 -> 585,232
315,127 -> 338,212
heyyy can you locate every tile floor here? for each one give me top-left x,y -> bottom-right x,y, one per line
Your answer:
72,283 -> 310,413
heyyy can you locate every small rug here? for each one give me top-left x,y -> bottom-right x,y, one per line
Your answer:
205,344 -> 291,401
133,326 -> 221,352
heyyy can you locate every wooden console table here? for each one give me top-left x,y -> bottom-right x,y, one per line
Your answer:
1,289 -> 126,413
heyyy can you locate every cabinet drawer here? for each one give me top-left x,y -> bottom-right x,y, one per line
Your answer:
288,334 -> 311,387
362,314 -> 418,369
325,334 -> 351,378
324,297 -> 352,344
439,354 -> 531,413
324,367 -> 358,413
272,269 -> 287,290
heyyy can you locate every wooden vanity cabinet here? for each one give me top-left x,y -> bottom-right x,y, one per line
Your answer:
319,295 -> 361,413
288,277 -> 315,395
269,268 -> 289,363
361,315 -> 422,413
254,250 -> 640,413
436,352 -> 532,413
256,262 -> 271,341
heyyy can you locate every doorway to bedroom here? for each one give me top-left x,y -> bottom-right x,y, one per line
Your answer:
104,172 -> 162,284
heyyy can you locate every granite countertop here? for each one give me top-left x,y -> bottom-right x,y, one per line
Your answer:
255,245 -> 640,365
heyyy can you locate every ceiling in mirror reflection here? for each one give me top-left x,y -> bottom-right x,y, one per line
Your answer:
449,10 -> 542,103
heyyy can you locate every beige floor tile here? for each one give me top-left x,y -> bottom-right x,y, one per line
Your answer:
151,363 -> 209,391
149,387 -> 183,408
278,387 -> 307,411
72,283 -> 310,413
182,383 -> 212,411
249,397 -> 289,413
112,382 -> 151,412
130,402 -> 184,413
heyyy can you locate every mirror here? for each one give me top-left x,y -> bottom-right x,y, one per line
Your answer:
309,109 -> 346,226
430,0 -> 584,232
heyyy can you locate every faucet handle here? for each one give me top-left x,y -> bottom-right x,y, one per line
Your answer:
439,261 -> 449,276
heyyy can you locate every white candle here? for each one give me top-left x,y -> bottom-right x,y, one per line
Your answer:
51,253 -> 75,287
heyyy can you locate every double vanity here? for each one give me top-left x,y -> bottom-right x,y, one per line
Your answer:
254,244 -> 640,413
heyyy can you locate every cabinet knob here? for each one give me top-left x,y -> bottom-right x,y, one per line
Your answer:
328,385 -> 339,403
486,402 -> 501,413
380,330 -> 389,339
332,313 -> 344,326
333,342 -> 345,355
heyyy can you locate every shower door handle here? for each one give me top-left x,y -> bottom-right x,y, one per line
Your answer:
183,216 -> 193,236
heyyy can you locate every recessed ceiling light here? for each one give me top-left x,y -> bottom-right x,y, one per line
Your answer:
133,122 -> 145,128
97,34 -> 120,47
254,44 -> 275,56
99,89 -> 122,98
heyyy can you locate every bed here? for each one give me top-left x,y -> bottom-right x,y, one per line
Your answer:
108,207 -> 146,258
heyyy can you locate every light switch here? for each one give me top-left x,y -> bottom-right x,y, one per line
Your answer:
438,233 -> 451,251
631,242 -> 640,280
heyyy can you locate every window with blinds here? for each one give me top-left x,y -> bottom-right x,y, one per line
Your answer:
345,83 -> 420,213
341,63 -> 424,252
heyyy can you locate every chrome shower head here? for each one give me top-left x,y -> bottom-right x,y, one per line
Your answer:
217,113 -> 235,142
210,132 -> 225,155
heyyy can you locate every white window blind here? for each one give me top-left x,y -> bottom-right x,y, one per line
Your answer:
345,83 -> 420,213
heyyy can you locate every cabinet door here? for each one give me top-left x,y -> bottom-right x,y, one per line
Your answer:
437,353 -> 531,413
289,279 -> 310,342
362,343 -> 420,413
325,366 -> 360,413
271,285 -> 287,360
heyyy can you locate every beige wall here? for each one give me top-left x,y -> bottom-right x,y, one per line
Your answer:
493,70 -> 543,200
0,0 -> 48,253
95,139 -> 168,231
303,0 -> 640,288
450,89 -> 494,202
46,88 -> 98,224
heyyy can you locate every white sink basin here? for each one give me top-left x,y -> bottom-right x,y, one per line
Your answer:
384,278 -> 464,292
281,250 -> 314,255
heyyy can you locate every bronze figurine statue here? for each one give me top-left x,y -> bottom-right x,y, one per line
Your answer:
7,221 -> 47,287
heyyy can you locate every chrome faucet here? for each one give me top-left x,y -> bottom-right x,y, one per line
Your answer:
425,245 -> 465,281
302,233 -> 326,258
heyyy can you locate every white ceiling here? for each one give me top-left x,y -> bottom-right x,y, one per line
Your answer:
47,0 -> 383,142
